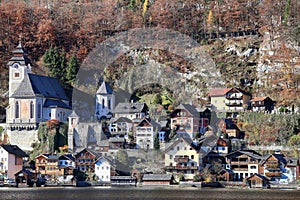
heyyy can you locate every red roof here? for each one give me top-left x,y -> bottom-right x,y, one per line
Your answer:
251,97 -> 268,102
209,88 -> 232,96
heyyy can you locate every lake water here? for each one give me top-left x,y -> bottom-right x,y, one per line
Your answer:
0,186 -> 299,200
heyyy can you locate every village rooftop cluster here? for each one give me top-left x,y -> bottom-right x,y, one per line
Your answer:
0,43 -> 299,189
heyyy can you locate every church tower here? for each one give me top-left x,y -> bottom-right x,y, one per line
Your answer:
95,82 -> 115,120
68,110 -> 79,152
7,42 -> 31,97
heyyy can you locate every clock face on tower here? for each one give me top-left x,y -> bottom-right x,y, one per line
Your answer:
12,63 -> 19,69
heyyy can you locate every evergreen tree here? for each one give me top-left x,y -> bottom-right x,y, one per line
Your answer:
43,47 -> 67,85
66,54 -> 80,84
154,132 -> 160,150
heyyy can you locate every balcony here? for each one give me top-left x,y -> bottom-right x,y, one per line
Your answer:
226,96 -> 242,100
265,172 -> 281,177
225,102 -> 242,106
164,166 -> 198,170
230,161 -> 258,165
174,156 -> 189,163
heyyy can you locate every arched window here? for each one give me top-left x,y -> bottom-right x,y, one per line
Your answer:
102,99 -> 105,109
37,102 -> 41,119
15,101 -> 19,118
30,101 -> 34,118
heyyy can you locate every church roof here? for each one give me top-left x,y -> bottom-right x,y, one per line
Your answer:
68,110 -> 79,118
44,99 -> 71,109
12,73 -> 69,101
96,82 -> 113,94
7,42 -> 31,66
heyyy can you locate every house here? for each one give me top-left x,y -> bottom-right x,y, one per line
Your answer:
135,118 -> 161,149
218,118 -> 242,139
6,42 -> 72,151
75,148 -> 100,174
113,102 -> 149,122
170,104 -> 201,139
35,154 -> 63,177
197,107 -> 211,134
142,174 -> 175,185
94,156 -> 116,183
108,137 -> 126,149
15,169 -> 36,186
164,136 -> 201,180
218,168 -> 234,181
246,173 -> 269,188
0,144 -> 28,179
95,82 -> 115,120
209,88 -> 251,112
259,151 -> 298,184
212,138 -> 230,154
226,150 -> 262,181
250,97 -> 275,113
58,154 -> 76,176
109,117 -> 133,140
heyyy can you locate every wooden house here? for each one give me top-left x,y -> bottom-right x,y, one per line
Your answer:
75,148 -> 100,174
250,97 -> 275,113
246,173 -> 269,188
218,168 -> 234,181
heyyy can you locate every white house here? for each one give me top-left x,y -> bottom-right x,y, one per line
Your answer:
0,144 -> 28,179
94,156 -> 115,183
58,154 -> 76,168
135,118 -> 161,149
5,42 -> 72,151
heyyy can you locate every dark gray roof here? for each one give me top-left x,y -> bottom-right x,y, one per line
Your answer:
39,153 -> 59,160
111,176 -> 136,180
7,43 -> 31,66
0,144 -> 28,157
11,73 -> 35,97
286,157 -> 298,167
137,118 -> 161,129
69,110 -> 79,118
12,73 -> 69,101
246,173 -> 269,181
143,174 -> 173,181
59,154 -> 75,162
226,150 -> 262,160
165,135 -> 195,153
114,117 -> 132,123
44,99 -> 71,109
96,82 -> 113,94
114,102 -> 148,114
109,137 -> 125,143
175,104 -> 199,117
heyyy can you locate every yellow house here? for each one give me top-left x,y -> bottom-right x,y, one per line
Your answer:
209,88 -> 251,112
164,136 -> 201,180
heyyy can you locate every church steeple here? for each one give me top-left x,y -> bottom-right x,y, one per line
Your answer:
8,42 -> 32,97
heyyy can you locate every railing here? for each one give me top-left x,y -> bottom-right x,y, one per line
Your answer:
164,166 -> 198,170
230,161 -> 258,165
265,172 -> 281,177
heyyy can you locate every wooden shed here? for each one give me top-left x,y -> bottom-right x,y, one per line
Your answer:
142,174 -> 175,185
246,173 -> 269,188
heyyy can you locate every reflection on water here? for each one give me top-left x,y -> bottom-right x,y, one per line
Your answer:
0,187 -> 299,200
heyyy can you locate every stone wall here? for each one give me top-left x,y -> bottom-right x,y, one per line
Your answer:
7,129 -> 38,151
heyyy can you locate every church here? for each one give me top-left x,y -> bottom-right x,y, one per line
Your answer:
5,42 -> 72,151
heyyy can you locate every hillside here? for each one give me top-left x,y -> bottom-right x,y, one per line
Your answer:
0,0 -> 300,110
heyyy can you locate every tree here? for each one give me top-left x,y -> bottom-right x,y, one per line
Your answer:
288,134 -> 300,148
43,47 -> 63,81
153,93 -> 162,105
66,54 -> 80,85
154,132 -> 160,150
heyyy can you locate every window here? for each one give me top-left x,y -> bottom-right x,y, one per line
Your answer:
37,102 -> 41,119
102,99 -> 105,109
14,72 -> 20,78
191,155 -> 194,159
177,146 -> 180,151
30,101 -> 34,118
250,166 -> 256,169
169,155 -> 173,159
108,99 -> 111,110
15,101 -> 19,118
